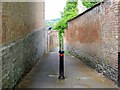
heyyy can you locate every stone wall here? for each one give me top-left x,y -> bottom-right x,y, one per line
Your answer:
2,29 -> 47,88
65,0 -> 119,83
1,2 -> 46,88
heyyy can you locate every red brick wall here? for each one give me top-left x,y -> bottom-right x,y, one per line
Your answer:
66,5 -> 100,45
2,2 -> 45,44
65,0 -> 119,82
100,1 -> 119,68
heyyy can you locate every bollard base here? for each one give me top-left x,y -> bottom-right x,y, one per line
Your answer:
58,75 -> 65,80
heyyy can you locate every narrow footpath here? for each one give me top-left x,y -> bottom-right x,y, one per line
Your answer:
16,52 -> 118,88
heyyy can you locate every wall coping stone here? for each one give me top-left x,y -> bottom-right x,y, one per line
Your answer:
68,2 -> 104,22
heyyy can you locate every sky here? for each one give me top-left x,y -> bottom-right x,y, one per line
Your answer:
45,0 -> 66,20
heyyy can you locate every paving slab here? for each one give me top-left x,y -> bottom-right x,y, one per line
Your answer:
15,52 -> 118,88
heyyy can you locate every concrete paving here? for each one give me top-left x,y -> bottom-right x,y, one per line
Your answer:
16,52 -> 118,88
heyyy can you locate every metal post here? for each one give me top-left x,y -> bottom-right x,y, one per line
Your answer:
58,33 -> 65,80
118,52 -> 120,87
58,50 -> 65,79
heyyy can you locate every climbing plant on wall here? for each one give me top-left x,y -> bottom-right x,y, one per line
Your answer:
53,0 -> 78,31
53,0 -> 78,50
81,0 -> 100,8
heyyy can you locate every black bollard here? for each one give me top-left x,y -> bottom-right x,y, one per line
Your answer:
118,52 -> 120,87
58,50 -> 65,80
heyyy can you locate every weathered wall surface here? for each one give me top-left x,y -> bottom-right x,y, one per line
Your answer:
1,2 -> 47,88
2,2 -> 45,44
0,2 -> 2,45
65,0 -> 119,83
47,30 -> 59,52
0,1 -> 2,90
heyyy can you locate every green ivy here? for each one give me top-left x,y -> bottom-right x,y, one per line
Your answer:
81,0 -> 99,8
53,0 -> 99,50
53,0 -> 78,50
53,1 -> 78,31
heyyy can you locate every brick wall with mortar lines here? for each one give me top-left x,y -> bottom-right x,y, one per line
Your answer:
0,2 -> 2,90
0,2 -> 2,45
65,0 -> 119,83
1,2 -> 47,88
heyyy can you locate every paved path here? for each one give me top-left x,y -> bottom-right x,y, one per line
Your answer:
16,52 -> 118,88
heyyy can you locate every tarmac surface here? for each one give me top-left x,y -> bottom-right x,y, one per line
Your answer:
16,52 -> 118,88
